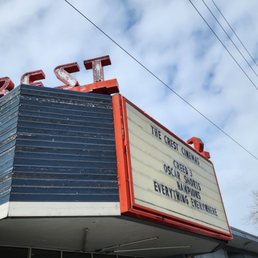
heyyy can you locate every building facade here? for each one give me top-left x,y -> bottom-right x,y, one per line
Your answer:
0,84 -> 257,258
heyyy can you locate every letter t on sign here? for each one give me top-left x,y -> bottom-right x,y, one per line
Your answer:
84,55 -> 111,82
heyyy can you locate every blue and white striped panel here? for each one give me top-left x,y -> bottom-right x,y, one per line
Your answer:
8,85 -> 120,216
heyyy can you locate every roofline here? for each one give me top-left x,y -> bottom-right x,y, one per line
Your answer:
231,227 -> 258,243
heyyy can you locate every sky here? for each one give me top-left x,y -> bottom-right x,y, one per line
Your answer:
0,0 -> 258,235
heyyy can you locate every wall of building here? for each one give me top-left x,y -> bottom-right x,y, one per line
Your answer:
228,254 -> 258,258
11,85 -> 118,203
0,246 -> 135,258
195,249 -> 229,258
195,249 -> 258,258
0,84 -> 120,218
0,86 -> 20,219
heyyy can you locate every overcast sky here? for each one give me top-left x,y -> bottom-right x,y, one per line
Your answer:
0,0 -> 258,235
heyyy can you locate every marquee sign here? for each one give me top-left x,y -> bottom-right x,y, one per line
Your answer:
0,54 -> 231,241
113,95 -> 232,241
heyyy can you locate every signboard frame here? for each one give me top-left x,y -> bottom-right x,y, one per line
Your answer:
112,94 -> 232,241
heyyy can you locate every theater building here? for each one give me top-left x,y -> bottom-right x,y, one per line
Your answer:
0,56 -> 257,258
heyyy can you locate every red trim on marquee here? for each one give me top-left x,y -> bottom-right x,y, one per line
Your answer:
112,94 -> 232,241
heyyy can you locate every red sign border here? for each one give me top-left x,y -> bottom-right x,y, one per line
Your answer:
112,94 -> 232,241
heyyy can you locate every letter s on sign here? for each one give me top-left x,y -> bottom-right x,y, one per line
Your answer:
0,77 -> 15,97
54,62 -> 80,88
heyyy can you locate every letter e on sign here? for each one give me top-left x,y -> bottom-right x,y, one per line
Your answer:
21,70 -> 46,86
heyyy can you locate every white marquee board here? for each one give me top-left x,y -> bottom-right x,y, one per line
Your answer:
125,101 -> 230,235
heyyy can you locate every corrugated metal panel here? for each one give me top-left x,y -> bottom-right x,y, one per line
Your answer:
0,87 -> 20,205
10,84 -> 119,202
